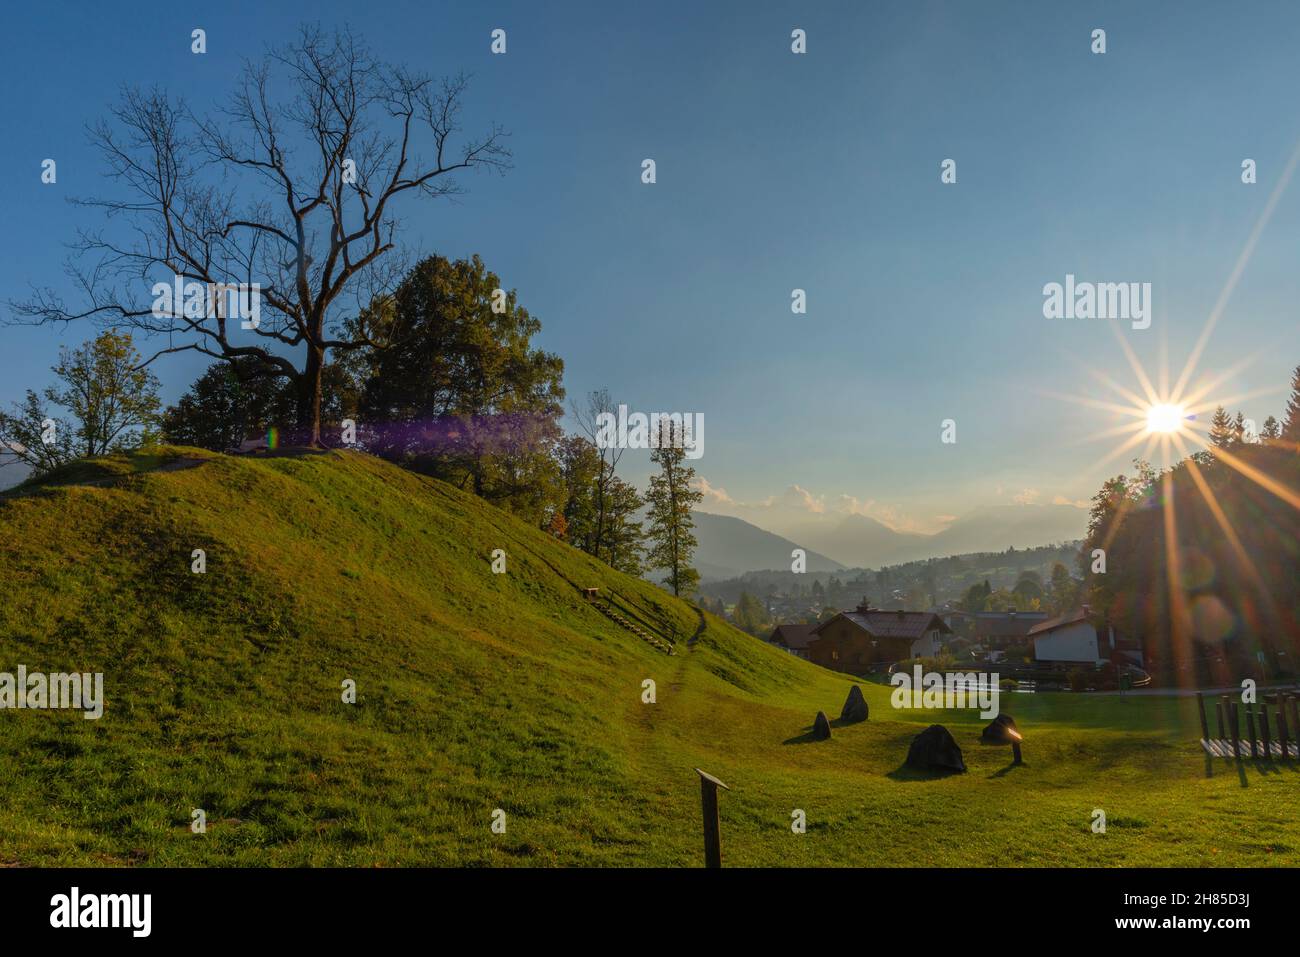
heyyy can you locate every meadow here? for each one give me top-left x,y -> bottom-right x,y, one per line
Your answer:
0,448 -> 1293,866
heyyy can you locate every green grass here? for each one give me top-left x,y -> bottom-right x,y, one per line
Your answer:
0,447 -> 1294,866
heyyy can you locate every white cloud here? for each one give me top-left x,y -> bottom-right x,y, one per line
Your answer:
694,476 -> 735,506
1012,488 -> 1040,506
1052,494 -> 1089,508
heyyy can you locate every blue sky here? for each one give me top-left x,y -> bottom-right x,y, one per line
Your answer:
2,1 -> 1299,533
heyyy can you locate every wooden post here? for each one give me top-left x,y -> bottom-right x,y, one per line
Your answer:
1290,696 -> 1300,758
1216,697 -> 1227,742
1230,701 -> 1241,758
1261,705 -> 1272,760
1278,697 -> 1290,761
1196,692 -> 1209,743
1247,706 -> 1259,759
694,768 -> 730,869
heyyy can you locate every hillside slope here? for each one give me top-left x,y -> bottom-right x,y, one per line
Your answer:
0,448 -> 1293,867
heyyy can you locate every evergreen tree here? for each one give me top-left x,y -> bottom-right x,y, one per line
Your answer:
1262,415 -> 1281,441
1233,411 -> 1247,445
1284,365 -> 1300,444
1209,406 -> 1235,450
645,420 -> 702,597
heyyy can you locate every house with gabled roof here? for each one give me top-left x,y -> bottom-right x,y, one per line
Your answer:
768,623 -> 818,659
805,599 -> 951,675
1029,606 -> 1144,668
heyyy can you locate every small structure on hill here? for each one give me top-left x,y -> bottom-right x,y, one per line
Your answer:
905,724 -> 966,773
812,710 -> 832,740
840,685 -> 869,723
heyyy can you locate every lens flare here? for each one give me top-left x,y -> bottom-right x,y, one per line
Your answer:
1145,403 -> 1186,434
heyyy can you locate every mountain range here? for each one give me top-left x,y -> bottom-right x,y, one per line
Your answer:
692,504 -> 1087,577
690,511 -> 845,580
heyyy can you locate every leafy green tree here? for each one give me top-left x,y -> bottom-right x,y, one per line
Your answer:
555,434 -> 646,574
1047,562 -> 1079,615
601,476 -> 646,576
960,579 -> 992,612
556,435 -> 603,553
645,420 -> 703,597
1,330 -> 160,477
163,358 -> 293,451
0,390 -> 75,476
733,590 -> 768,633
352,254 -> 566,525
1013,570 -> 1044,602
163,358 -> 358,450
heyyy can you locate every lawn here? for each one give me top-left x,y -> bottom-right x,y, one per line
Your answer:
0,447 -> 1293,866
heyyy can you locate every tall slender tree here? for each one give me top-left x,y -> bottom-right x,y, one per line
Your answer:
645,420 -> 702,597
1209,406 -> 1235,450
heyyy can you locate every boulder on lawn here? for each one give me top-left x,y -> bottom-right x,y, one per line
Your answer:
980,713 -> 1018,745
905,724 -> 966,773
840,685 -> 869,723
812,710 -> 832,740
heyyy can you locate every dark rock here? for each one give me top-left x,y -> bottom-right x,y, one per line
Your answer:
812,710 -> 832,740
840,684 -> 869,723
905,724 -> 966,773
980,713 -> 1018,745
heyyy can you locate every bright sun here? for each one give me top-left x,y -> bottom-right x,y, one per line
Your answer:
1145,403 -> 1186,434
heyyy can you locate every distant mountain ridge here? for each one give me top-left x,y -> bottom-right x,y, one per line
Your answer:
696,504 -> 1087,573
690,512 -> 845,580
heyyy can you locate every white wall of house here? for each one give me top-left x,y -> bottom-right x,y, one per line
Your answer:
1034,622 -> 1101,663
910,629 -> 941,658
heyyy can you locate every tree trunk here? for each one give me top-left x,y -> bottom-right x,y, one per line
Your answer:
298,345 -> 325,447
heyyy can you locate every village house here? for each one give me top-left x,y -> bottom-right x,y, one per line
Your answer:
805,599 -> 952,675
1029,606 -> 1144,668
767,623 -> 818,660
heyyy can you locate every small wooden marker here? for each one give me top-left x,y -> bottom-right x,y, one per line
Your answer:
1277,696 -> 1290,761
1260,705 -> 1272,760
1230,701 -> 1241,758
694,768 -> 730,869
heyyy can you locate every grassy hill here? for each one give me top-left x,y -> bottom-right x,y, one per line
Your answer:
0,447 -> 1294,866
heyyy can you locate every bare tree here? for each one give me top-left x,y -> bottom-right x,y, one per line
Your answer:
9,25 -> 509,446
573,388 -> 625,558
